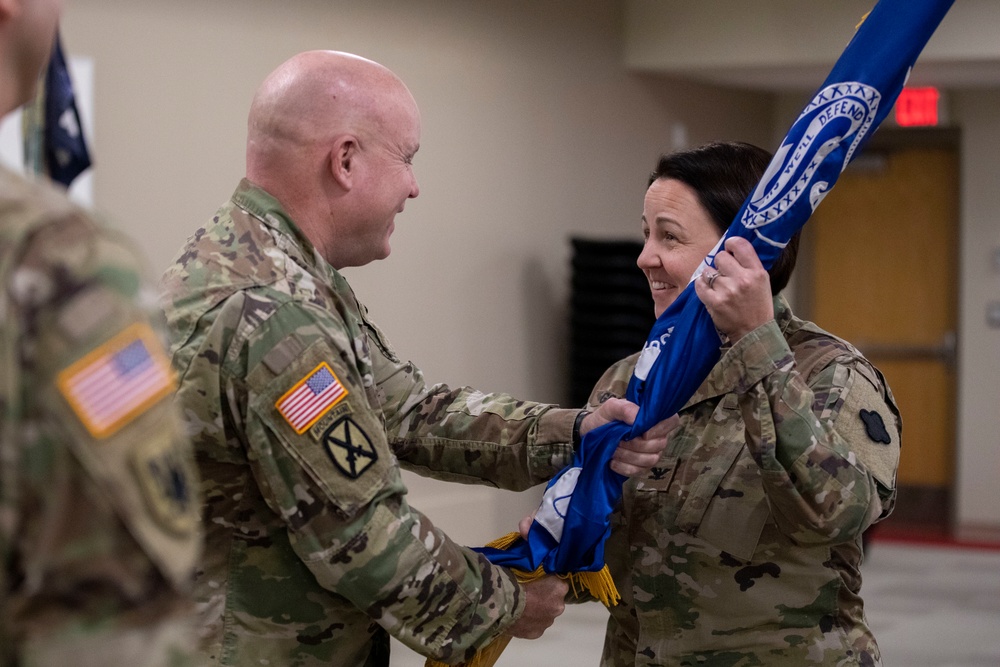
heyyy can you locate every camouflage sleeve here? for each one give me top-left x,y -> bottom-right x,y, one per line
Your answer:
729,320 -> 900,545
6,215 -> 200,666
360,312 -> 578,490
584,354 -> 641,410
237,302 -> 526,662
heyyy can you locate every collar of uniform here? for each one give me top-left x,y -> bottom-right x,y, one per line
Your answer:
231,179 -> 327,275
682,294 -> 794,407
773,293 -> 794,333
231,179 -> 359,309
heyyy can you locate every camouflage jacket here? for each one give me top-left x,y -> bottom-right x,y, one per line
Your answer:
588,296 -> 900,667
0,167 -> 201,667
159,179 -> 580,666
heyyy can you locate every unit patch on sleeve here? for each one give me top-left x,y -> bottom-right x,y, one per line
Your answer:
859,409 -> 891,444
833,372 -> 900,489
276,361 -> 348,434
131,433 -> 198,536
322,416 -> 377,479
56,322 -> 176,439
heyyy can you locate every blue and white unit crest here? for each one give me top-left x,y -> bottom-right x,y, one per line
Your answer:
744,82 -> 881,235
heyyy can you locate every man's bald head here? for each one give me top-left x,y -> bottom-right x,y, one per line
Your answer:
244,51 -> 421,269
247,50 -> 415,173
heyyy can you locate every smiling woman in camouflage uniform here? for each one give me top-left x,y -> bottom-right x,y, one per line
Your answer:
588,142 -> 901,666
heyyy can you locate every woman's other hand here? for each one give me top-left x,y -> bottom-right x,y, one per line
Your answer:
694,236 -> 774,342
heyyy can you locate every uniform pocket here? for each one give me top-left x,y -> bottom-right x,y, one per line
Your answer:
624,455 -> 680,542
250,339 -> 393,519
663,397 -> 771,562
692,448 -> 769,562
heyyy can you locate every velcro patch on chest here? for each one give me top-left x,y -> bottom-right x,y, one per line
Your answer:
57,322 -> 176,438
275,361 -> 349,434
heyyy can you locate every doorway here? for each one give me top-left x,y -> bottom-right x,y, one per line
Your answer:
799,128 -> 960,538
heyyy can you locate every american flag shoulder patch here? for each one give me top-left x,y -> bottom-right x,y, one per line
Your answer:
276,362 -> 348,434
57,322 -> 176,439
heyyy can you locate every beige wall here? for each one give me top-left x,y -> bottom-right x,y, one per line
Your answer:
61,0 -> 772,544
952,90 -> 1000,531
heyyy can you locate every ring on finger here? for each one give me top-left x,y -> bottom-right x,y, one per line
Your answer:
706,271 -> 722,289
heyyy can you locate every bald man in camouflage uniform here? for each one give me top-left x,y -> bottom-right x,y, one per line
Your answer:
161,50 -> 669,666
0,2 -> 201,665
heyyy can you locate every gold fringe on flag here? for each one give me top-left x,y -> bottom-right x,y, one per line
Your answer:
424,532 -> 620,667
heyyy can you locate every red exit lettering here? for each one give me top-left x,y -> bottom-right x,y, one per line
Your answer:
895,87 -> 940,127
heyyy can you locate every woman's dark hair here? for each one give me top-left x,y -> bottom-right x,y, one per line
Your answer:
649,141 -> 800,295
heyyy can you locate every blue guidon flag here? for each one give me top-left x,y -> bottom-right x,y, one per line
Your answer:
479,0 -> 955,576
21,32 -> 92,189
43,33 -> 92,188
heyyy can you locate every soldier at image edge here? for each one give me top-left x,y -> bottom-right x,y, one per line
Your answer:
0,1 -> 202,665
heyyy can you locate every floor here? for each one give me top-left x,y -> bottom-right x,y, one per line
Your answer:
389,539 -> 1000,666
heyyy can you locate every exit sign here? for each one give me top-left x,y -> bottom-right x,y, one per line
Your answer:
895,87 -> 940,127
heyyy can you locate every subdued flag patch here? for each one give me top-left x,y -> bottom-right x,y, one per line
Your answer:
57,323 -> 175,439
276,362 -> 348,434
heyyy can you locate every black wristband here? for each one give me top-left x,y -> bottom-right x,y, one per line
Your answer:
572,410 -> 590,450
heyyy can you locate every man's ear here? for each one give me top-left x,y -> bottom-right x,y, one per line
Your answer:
329,135 -> 359,190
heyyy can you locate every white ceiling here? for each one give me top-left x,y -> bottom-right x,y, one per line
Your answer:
624,0 -> 1000,92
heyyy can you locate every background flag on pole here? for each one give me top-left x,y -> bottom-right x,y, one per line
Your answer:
478,0 -> 955,578
22,31 -> 92,188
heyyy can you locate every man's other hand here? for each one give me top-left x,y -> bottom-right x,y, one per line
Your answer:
580,398 -> 678,477
507,576 -> 569,639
